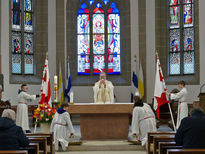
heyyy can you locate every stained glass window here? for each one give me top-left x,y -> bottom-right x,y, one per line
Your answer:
77,1 -> 121,75
168,0 -> 195,75
11,0 -> 34,74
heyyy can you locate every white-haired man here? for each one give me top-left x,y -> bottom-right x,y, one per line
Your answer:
0,109 -> 29,150
93,72 -> 114,104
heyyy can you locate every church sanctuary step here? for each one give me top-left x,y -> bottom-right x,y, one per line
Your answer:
69,140 -> 146,151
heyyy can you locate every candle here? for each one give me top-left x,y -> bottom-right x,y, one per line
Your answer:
70,91 -> 74,103
54,75 -> 58,102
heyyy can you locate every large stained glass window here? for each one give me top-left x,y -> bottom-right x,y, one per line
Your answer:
78,0 -> 121,75
11,0 -> 34,74
168,0 -> 195,75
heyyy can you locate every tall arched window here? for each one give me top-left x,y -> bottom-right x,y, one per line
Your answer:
11,0 -> 34,74
77,0 -> 120,75
168,0 -> 195,75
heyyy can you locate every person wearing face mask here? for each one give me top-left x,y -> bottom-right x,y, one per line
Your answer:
93,72 -> 114,104
166,80 -> 188,129
16,84 -> 40,133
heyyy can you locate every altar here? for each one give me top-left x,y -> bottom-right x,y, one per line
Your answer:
68,103 -> 133,140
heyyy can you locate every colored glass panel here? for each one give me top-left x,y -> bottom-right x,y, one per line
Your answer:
93,55 -> 105,74
170,6 -> 180,29
13,0 -> 21,10
24,0 -> 32,11
24,12 -> 32,31
78,55 -> 90,75
103,0 -> 109,5
108,54 -> 120,74
93,14 -> 104,33
108,34 -> 120,54
108,2 -> 119,13
88,0 -> 95,5
170,29 -> 180,52
169,53 -> 180,75
169,0 -> 179,5
93,3 -> 104,13
12,11 -> 21,30
184,51 -> 194,74
12,54 -> 21,74
77,14 -> 90,34
78,3 -> 89,13
184,0 -> 193,4
108,14 -> 120,34
183,4 -> 193,27
183,28 -> 194,51
24,33 -> 33,54
78,35 -> 90,55
24,54 -> 33,74
12,32 -> 21,53
93,34 -> 105,54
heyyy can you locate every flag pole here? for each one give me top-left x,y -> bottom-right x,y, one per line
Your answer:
156,52 -> 176,131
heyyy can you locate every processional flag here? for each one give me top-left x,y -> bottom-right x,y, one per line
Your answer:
154,55 -> 169,118
39,53 -> 51,106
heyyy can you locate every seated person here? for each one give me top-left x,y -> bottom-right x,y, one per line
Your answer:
131,93 -> 156,146
93,72 -> 114,104
175,108 -> 205,149
0,109 -> 29,150
50,103 -> 75,151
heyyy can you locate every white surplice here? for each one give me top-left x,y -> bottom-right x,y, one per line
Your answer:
50,111 -> 75,151
170,87 -> 188,129
131,103 -> 156,146
93,80 -> 114,104
16,91 -> 36,131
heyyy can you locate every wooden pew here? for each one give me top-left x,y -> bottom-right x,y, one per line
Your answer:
158,142 -> 183,154
167,149 -> 205,154
28,137 -> 47,154
147,132 -> 176,154
0,151 -> 28,154
26,133 -> 53,154
19,143 -> 39,154
153,135 -> 175,154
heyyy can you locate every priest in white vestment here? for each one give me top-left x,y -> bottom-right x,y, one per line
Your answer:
168,80 -> 188,129
50,103 -> 75,151
16,84 -> 39,132
131,94 -> 156,146
93,72 -> 114,104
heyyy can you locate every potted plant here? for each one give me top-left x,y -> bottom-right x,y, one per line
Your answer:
33,104 -> 56,133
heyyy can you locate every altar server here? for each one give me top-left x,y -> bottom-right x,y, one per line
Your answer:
16,84 -> 39,133
50,103 -> 75,151
131,93 -> 156,146
168,80 -> 188,129
93,72 -> 114,104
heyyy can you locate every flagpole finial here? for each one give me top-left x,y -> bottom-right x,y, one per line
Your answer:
156,51 -> 159,58
134,54 -> 137,59
46,52 -> 48,57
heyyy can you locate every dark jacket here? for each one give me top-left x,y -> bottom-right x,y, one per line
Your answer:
175,111 -> 205,149
0,117 -> 29,150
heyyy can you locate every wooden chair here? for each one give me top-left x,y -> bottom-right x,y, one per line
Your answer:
0,151 -> 28,154
159,141 -> 177,154
19,143 -> 39,154
28,137 -> 47,154
147,132 -> 176,154
153,135 -> 175,154
167,149 -> 205,154
26,133 -> 53,154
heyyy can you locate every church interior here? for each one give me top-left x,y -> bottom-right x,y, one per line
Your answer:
1,0 -> 205,153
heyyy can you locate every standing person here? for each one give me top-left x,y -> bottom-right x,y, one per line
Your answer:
93,72 -> 114,104
50,103 -> 75,151
131,93 -> 156,146
0,109 -> 29,150
16,84 -> 39,133
167,81 -> 188,129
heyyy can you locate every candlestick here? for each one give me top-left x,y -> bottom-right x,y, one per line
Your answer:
70,91 -> 74,103
54,75 -> 58,102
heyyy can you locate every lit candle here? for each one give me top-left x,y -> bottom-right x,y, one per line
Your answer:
54,75 -> 58,102
70,91 -> 74,103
